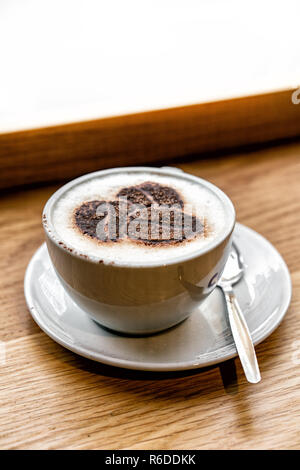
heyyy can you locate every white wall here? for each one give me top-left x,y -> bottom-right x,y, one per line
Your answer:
0,0 -> 299,131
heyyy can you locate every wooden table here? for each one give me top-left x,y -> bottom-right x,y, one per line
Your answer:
0,141 -> 299,450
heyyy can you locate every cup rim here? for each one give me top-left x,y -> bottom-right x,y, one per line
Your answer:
42,166 -> 236,268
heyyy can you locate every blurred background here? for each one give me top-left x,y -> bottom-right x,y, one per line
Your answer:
0,0 -> 300,189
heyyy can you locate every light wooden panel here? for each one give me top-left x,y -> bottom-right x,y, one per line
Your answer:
0,90 -> 300,189
0,89 -> 300,191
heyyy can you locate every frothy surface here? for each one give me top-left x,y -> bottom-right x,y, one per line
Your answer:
51,171 -> 227,264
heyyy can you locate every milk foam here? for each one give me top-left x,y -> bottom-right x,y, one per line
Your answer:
51,171 -> 227,264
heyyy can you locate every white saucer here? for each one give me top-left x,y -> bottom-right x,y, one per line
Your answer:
24,223 -> 292,371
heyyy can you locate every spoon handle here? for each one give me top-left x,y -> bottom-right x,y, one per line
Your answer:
223,287 -> 261,384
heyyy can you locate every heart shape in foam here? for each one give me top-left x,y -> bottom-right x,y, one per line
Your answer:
74,182 -> 205,245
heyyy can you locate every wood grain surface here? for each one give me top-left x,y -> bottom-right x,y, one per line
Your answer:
1,89 -> 300,191
0,142 -> 299,449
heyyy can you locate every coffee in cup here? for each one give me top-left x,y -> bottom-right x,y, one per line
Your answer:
43,167 -> 235,334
